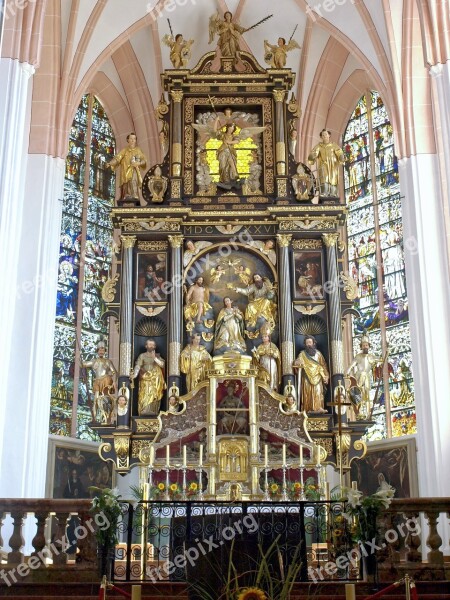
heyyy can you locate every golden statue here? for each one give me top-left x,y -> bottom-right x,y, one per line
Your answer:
308,129 -> 345,198
234,273 -> 277,330
214,297 -> 247,354
264,37 -> 300,68
346,335 -> 382,419
184,276 -> 212,325
293,335 -> 329,413
209,11 -> 245,67
82,341 -> 117,423
131,339 -> 166,415
108,132 -> 147,201
180,333 -> 212,392
162,33 -> 194,68
252,327 -> 281,391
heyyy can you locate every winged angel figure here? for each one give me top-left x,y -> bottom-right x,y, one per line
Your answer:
162,34 -> 193,69
192,111 -> 265,189
264,38 -> 301,68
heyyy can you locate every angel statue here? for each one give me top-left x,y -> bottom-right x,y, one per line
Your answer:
264,37 -> 301,68
162,33 -> 194,69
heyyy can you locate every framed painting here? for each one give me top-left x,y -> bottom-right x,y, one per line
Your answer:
136,251 -> 167,301
292,250 -> 324,300
349,436 -> 418,498
46,435 -> 114,499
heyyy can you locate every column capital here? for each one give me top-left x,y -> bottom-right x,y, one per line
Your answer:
120,235 -> 137,249
273,89 -> 286,103
171,89 -> 184,103
168,234 -> 184,249
322,233 -> 339,248
276,233 -> 292,248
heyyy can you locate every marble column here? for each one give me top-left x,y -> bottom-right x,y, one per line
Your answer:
322,234 -> 345,383
276,234 -> 294,390
168,234 -> 183,391
119,236 -> 136,378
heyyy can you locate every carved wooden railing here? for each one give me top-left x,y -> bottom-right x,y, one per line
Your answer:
0,497 -> 449,584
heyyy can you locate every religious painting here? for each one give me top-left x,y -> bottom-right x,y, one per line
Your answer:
349,437 -> 418,498
46,435 -> 114,499
216,380 -> 250,436
292,251 -> 324,300
136,252 -> 167,301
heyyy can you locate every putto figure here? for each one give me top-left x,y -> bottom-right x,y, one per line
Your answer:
308,129 -> 345,198
162,33 -> 194,68
293,335 -> 329,413
108,132 -> 147,202
264,37 -> 300,68
131,339 -> 166,415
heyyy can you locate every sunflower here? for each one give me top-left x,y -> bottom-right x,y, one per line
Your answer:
270,483 -> 279,493
293,482 -> 301,490
189,482 -> 198,491
170,483 -> 178,492
157,482 -> 165,491
237,587 -> 266,600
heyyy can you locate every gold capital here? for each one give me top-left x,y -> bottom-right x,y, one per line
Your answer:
120,235 -> 137,249
273,89 -> 286,103
171,89 -> 184,103
322,233 -> 339,248
168,234 -> 183,249
276,234 -> 292,248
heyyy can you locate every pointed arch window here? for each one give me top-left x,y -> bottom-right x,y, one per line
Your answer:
343,91 -> 415,440
50,94 -> 116,440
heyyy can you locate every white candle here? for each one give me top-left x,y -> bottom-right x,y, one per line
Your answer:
351,480 -> 358,491
264,444 -> 268,468
183,445 -> 187,468
282,443 -> 286,466
166,445 -> 170,467
199,444 -> 203,467
149,446 -> 155,467
316,446 -> 321,466
299,445 -> 303,467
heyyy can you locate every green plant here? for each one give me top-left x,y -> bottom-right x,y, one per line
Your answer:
342,481 -> 395,542
89,486 -> 122,548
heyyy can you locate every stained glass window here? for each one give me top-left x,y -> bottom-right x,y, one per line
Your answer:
50,94 -> 115,441
343,91 -> 415,441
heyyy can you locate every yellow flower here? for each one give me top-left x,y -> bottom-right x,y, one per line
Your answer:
270,483 -> 279,492
237,587 -> 266,600
170,483 -> 178,492
308,484 -> 316,491
333,529 -> 343,537
157,483 -> 165,491
189,482 -> 198,491
293,482 -> 301,490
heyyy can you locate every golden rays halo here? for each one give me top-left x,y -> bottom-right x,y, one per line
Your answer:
237,588 -> 267,600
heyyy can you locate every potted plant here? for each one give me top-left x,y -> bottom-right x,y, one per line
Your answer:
89,486 -> 122,578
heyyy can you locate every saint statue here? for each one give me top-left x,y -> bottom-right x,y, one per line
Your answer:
234,273 -> 277,330
217,384 -> 248,434
209,11 -> 246,70
252,327 -> 281,391
108,132 -> 147,202
180,333 -> 212,392
214,297 -> 246,355
131,339 -> 166,415
264,37 -> 300,68
308,129 -> 345,198
346,335 -> 382,419
293,335 -> 329,413
82,341 -> 117,423
162,33 -> 194,68
184,276 -> 212,326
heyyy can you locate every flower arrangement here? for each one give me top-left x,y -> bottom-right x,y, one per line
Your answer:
342,481 -> 396,543
89,486 -> 122,548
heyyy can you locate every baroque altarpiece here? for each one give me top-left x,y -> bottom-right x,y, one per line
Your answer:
94,47 -> 370,500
